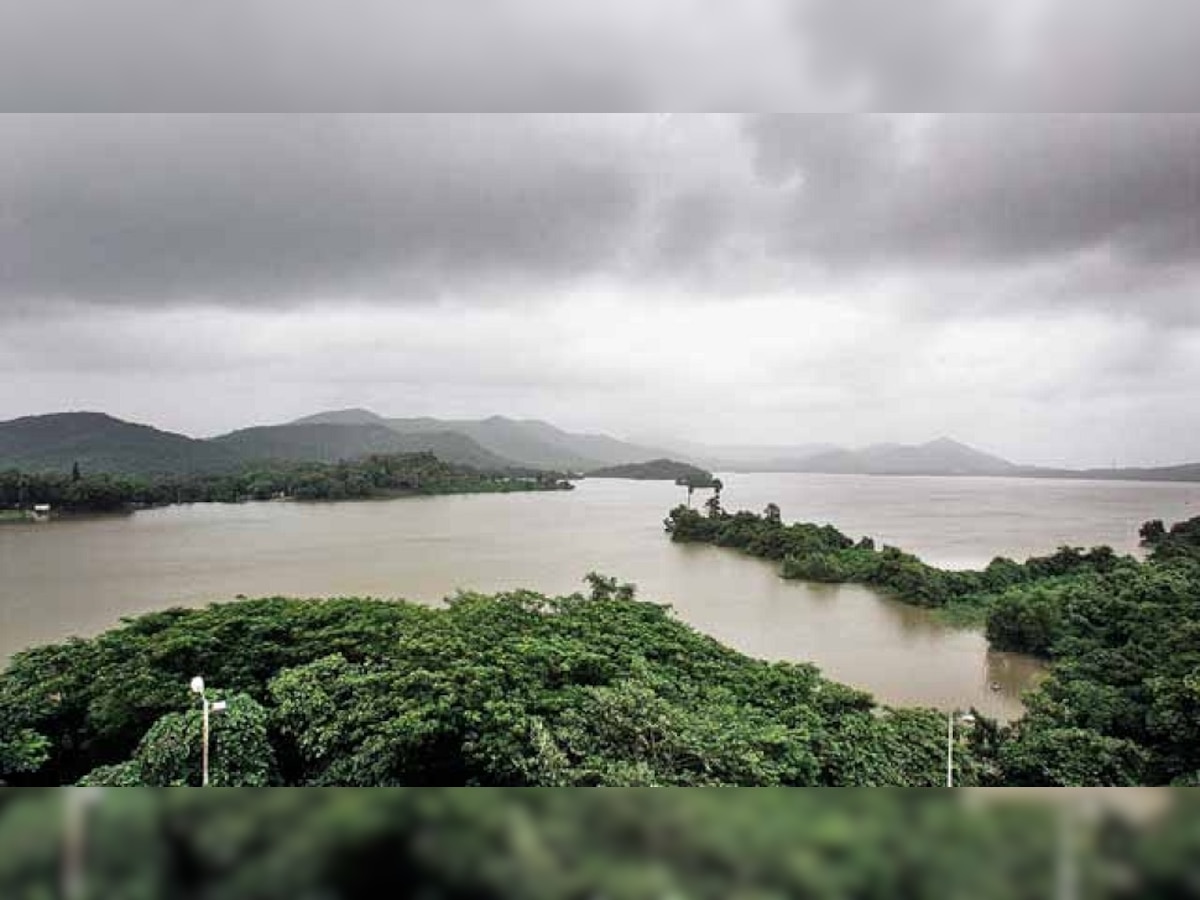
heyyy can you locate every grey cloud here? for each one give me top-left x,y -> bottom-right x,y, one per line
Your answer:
881,115 -> 1200,268
794,0 -> 1002,108
653,191 -> 732,267
0,1 -> 649,111
745,114 -> 895,192
1012,0 -> 1200,111
792,0 -> 1200,111
2,0 -> 1199,114
3,113 -> 1197,324
1,115 -> 640,308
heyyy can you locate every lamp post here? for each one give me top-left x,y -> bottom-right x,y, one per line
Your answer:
62,787 -> 102,900
189,676 -> 226,787
946,710 -> 976,787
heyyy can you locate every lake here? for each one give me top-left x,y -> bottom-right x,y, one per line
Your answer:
4,474 -> 1199,720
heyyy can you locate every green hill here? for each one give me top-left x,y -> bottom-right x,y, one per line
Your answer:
0,412 -> 237,476
0,414 -> 523,478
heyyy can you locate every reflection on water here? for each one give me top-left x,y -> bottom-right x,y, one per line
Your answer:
3,474 -> 1197,718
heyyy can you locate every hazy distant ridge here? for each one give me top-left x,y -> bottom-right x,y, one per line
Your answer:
212,422 -> 516,471
798,438 -> 1018,476
296,409 -> 675,471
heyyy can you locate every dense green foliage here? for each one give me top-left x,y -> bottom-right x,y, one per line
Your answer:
0,452 -> 571,514
78,693 -> 274,787
666,502 -> 1200,786
999,556 -> 1200,785
0,578 -> 963,787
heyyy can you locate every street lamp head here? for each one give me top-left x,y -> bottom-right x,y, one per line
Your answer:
190,676 -> 205,695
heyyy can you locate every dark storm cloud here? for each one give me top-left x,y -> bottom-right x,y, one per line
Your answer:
742,114 -> 1200,312
2,113 -> 1196,324
0,115 -> 640,307
2,112 -> 1196,321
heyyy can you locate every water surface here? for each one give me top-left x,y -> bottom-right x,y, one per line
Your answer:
4,474 -> 1197,719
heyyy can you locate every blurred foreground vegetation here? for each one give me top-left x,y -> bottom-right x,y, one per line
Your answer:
0,789 -> 1197,899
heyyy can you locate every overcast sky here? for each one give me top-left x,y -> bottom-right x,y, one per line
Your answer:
1,4 -> 1198,467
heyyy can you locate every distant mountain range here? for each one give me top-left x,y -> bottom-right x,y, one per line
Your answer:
211,423 -> 515,471
0,413 -> 519,476
2,409 -> 1199,483
294,409 -> 674,472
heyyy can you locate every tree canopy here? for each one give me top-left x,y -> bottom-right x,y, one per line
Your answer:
0,579 -> 961,788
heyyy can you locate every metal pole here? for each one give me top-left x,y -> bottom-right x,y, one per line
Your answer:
201,694 -> 209,787
1056,800 -> 1077,900
946,710 -> 954,787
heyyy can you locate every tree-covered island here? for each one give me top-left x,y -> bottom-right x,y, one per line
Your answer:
0,452 -> 572,516
586,458 -> 715,483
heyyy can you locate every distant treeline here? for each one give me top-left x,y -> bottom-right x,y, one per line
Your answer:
667,501 -> 1200,785
0,453 -> 571,513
